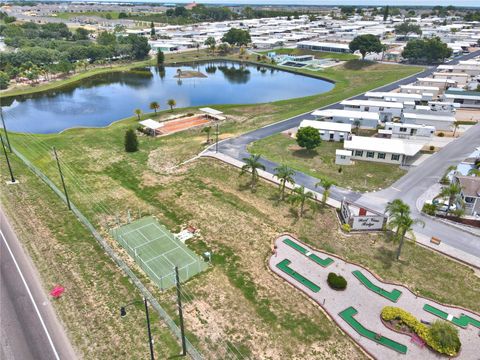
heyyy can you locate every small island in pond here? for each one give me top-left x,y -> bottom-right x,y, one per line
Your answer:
174,70 -> 207,79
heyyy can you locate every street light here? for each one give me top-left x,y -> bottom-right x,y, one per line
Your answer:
120,298 -> 155,360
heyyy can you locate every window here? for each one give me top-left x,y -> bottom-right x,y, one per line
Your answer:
340,155 -> 346,159
465,197 -> 475,204
355,150 -> 363,157
391,154 -> 401,161
366,151 -> 375,158
400,127 -> 407,132
364,106 -> 370,111
377,152 -> 386,159
379,107 -> 384,111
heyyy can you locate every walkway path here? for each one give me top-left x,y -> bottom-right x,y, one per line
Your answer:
269,235 -> 480,360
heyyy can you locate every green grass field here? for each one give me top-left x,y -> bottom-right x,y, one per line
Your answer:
249,134 -> 406,192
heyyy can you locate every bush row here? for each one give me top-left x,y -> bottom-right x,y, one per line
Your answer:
381,306 -> 460,356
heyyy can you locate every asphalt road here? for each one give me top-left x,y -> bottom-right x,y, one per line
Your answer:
214,50 -> 480,259
0,208 -> 76,360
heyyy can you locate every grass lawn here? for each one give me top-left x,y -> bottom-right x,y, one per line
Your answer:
249,133 -> 406,192
258,47 -> 359,61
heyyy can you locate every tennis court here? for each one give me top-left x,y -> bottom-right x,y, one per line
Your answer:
112,216 -> 207,290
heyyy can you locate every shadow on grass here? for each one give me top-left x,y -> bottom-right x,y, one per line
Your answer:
292,148 -> 318,159
373,246 -> 396,269
343,59 -> 376,70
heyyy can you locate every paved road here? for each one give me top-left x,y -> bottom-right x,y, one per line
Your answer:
0,208 -> 77,360
212,50 -> 480,260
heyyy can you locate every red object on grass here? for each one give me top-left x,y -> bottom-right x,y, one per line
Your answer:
50,285 -> 65,298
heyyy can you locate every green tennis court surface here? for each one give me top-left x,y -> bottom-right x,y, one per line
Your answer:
282,238 -> 334,267
339,307 -> 407,354
352,270 -> 402,302
423,304 -> 480,329
277,259 -> 321,292
112,216 -> 207,290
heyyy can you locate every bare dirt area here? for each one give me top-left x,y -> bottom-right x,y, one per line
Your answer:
456,108 -> 480,122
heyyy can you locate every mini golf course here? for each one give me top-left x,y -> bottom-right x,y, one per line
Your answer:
352,270 -> 402,303
339,307 -> 408,354
282,238 -> 334,267
423,304 -> 480,329
276,259 -> 321,293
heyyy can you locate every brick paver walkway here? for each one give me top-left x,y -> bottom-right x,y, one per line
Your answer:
269,234 -> 480,359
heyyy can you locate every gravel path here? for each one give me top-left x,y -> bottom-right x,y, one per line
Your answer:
269,234 -> 480,359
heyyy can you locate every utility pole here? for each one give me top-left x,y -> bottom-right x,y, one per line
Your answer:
1,134 -> 16,184
144,298 -> 155,360
53,147 -> 71,210
0,107 -> 12,153
175,266 -> 187,356
215,123 -> 219,153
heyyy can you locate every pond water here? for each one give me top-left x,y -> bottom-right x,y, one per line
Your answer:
1,61 -> 334,134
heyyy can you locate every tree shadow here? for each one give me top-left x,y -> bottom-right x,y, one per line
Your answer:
343,59 -> 376,70
373,246 -> 395,269
288,207 -> 300,224
292,148 -> 318,159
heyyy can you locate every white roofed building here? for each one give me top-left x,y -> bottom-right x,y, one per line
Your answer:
298,120 -> 351,142
341,99 -> 403,122
311,109 -> 380,129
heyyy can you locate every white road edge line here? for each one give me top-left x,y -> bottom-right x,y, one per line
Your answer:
0,229 -> 61,360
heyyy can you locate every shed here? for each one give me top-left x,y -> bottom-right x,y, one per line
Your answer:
335,149 -> 352,165
199,107 -> 226,120
139,119 -> 163,136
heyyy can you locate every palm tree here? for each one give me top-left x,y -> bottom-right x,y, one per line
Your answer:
353,119 -> 361,135
149,101 -> 160,114
386,199 -> 411,237
289,185 -> 314,218
394,214 -> 425,260
452,121 -> 460,137
438,183 -> 462,215
167,99 -> 176,111
315,177 -> 337,204
274,164 -> 295,200
202,126 -> 212,143
240,154 -> 265,190
134,108 -> 143,120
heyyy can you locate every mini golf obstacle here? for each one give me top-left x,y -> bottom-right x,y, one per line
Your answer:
339,307 -> 408,354
423,304 -> 480,329
352,270 -> 402,303
276,259 -> 321,293
112,216 -> 207,290
282,238 -> 334,267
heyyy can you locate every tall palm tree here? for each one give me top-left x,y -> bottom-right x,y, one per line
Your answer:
274,164 -> 295,200
439,182 -> 462,215
289,185 -> 314,218
202,126 -> 212,143
452,121 -> 460,137
241,154 -> 265,190
394,214 -> 425,260
134,108 -> 142,120
385,199 -> 411,237
149,101 -> 160,114
315,177 -> 337,204
167,99 -> 176,111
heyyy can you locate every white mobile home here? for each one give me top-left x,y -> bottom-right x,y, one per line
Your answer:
340,99 -> 403,122
443,89 -> 480,109
365,91 -> 423,104
399,85 -> 440,98
416,77 -> 456,91
343,136 -> 423,165
433,72 -> 470,87
298,120 -> 351,142
401,111 -> 455,131
384,122 -> 435,138
311,109 -> 379,129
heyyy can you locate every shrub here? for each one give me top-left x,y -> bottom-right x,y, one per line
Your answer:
327,273 -> 347,290
438,132 -> 445,137
124,129 -> 139,152
341,223 -> 351,232
422,202 -> 437,216
381,307 -> 461,356
429,145 -> 435,151
429,320 -> 461,356
338,166 -> 343,173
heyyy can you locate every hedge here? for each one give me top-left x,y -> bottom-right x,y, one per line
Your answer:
381,306 -> 460,356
